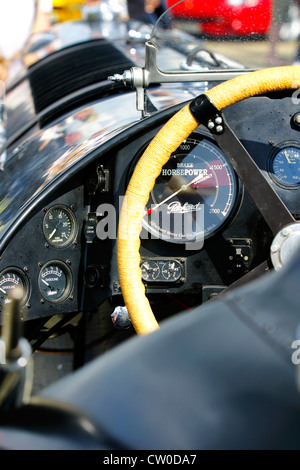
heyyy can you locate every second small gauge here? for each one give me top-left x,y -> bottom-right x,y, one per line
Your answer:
38,261 -> 72,303
43,205 -> 77,248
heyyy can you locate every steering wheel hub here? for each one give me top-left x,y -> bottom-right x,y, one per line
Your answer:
270,222 -> 300,271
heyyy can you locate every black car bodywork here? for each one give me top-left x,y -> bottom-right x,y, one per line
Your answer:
1,1 -> 300,450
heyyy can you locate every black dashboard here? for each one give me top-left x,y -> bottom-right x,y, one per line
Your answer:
0,90 -> 300,326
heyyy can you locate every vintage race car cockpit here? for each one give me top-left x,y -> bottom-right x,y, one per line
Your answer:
1,0 -> 300,450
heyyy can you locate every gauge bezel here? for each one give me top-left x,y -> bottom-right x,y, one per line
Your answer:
43,205 -> 78,249
268,141 -> 300,189
129,131 -> 241,245
38,260 -> 73,304
0,267 -> 30,310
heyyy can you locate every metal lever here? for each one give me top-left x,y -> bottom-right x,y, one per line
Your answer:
0,287 -> 32,414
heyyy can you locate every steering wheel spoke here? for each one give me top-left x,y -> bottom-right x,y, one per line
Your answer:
211,114 -> 295,236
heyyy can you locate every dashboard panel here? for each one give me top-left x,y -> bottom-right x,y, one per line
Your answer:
0,91 -> 300,325
0,185 -> 85,322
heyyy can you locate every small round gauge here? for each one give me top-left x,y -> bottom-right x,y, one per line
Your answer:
141,260 -> 160,281
162,260 -> 182,281
142,135 -> 238,244
270,145 -> 300,187
0,268 -> 29,312
38,261 -> 72,303
43,205 -> 77,248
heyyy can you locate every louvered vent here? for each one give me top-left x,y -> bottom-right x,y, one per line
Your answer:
28,39 -> 135,115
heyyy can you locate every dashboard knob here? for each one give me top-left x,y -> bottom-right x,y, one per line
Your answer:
111,306 -> 131,329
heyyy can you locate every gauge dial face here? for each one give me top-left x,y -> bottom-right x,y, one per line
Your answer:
143,136 -> 238,244
141,260 -> 160,281
0,268 -> 29,311
271,146 -> 300,187
43,206 -> 77,248
162,260 -> 182,281
38,261 -> 72,303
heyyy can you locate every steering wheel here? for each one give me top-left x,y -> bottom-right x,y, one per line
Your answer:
117,66 -> 300,335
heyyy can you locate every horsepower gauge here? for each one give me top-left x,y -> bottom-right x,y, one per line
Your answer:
143,135 -> 238,244
38,261 -> 72,303
43,205 -> 77,248
0,268 -> 29,311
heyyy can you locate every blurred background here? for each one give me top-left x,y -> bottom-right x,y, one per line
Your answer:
46,0 -> 300,67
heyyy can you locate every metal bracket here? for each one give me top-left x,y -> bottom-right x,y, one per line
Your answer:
108,40 -> 252,115
211,115 -> 295,236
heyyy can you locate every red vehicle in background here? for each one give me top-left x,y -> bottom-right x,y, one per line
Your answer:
166,0 -> 272,37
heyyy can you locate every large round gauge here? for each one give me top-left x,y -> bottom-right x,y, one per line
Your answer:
43,205 -> 77,248
270,145 -> 300,187
142,135 -> 238,244
0,268 -> 29,312
38,261 -> 72,303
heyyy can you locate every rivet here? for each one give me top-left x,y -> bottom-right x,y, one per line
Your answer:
265,322 -> 276,334
281,227 -> 290,237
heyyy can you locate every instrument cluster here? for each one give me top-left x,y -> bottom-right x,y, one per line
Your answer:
0,187 -> 84,323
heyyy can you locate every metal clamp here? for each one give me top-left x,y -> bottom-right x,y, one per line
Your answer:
108,40 -> 252,115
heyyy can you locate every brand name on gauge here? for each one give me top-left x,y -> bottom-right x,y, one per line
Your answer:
167,201 -> 202,214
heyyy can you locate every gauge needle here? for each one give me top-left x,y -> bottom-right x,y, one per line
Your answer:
49,228 -> 56,239
41,279 -> 50,287
146,173 -> 212,215
0,287 -> 6,294
284,150 -> 290,163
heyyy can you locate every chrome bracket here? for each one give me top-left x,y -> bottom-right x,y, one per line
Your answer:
109,40 -> 252,116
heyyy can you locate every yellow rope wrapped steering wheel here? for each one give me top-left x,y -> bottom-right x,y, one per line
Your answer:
117,66 -> 300,335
